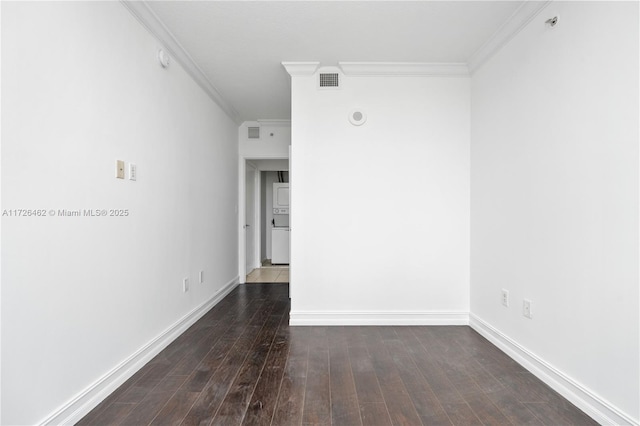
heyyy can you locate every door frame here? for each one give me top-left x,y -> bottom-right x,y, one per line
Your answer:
238,155 -> 289,283
244,161 -> 259,278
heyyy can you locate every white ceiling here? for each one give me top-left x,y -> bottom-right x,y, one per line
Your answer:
145,1 -> 524,122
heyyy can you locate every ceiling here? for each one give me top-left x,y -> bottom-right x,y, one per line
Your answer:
145,1 -> 525,122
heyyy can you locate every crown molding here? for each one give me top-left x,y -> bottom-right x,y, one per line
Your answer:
282,62 -> 321,76
120,1 -> 242,125
467,0 -> 552,74
338,62 -> 469,77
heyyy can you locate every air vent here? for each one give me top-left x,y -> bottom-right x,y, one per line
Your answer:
248,127 -> 260,139
319,73 -> 339,88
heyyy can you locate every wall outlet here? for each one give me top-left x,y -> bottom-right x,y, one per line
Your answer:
523,299 -> 532,318
199,270 -> 204,284
501,289 -> 509,307
183,278 -> 189,293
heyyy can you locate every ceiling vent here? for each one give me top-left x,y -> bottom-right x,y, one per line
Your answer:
248,126 -> 260,139
319,73 -> 340,89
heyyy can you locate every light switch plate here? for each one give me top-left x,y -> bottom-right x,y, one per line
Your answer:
129,163 -> 137,181
116,160 -> 125,179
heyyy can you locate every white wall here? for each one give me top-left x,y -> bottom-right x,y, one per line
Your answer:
289,69 -> 470,324
470,2 -> 638,424
239,121 -> 290,158
0,3 -> 4,421
1,2 -> 238,424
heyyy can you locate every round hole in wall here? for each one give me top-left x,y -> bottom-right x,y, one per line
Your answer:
348,109 -> 367,126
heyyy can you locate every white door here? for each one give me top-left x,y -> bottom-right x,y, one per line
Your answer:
245,164 -> 256,273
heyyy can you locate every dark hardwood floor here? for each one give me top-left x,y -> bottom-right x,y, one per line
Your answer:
78,283 -> 597,426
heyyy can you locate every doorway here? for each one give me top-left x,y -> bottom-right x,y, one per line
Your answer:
240,158 -> 289,284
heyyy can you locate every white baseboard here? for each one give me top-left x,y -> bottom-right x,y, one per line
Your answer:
40,277 -> 240,426
289,310 -> 469,326
469,314 -> 638,426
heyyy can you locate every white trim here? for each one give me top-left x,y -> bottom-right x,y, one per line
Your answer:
39,277 -> 240,426
469,314 -> 638,426
257,119 -> 291,127
120,1 -> 242,124
338,62 -> 469,77
282,62 -> 320,76
467,1 -> 552,74
289,311 -> 469,326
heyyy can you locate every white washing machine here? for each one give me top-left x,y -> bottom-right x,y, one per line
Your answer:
271,227 -> 290,264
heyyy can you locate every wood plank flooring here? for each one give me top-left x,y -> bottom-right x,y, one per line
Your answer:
78,284 -> 597,426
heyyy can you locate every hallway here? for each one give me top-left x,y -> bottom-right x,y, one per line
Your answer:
78,284 -> 595,425
246,260 -> 289,283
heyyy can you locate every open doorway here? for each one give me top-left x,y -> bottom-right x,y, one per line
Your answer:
240,158 -> 289,283
247,169 -> 289,283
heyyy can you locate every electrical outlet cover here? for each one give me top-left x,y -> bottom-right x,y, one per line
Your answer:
501,289 -> 509,307
523,299 -> 532,318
